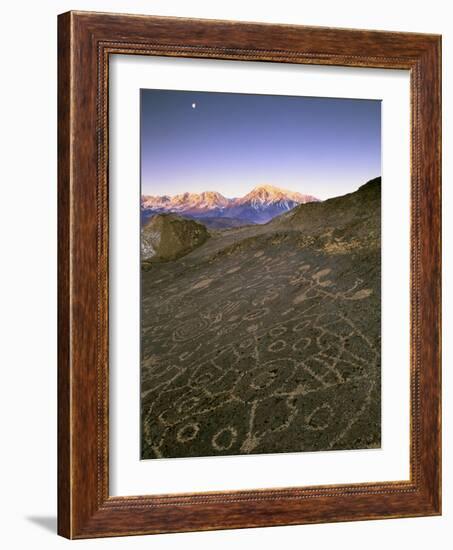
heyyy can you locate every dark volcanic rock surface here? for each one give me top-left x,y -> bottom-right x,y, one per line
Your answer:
140,178 -> 382,459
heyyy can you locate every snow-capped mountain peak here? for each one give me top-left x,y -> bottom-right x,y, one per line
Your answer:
141,185 -> 319,225
237,185 -> 315,207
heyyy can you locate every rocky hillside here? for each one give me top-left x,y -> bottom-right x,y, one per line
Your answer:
271,177 -> 381,251
141,177 -> 381,459
141,213 -> 209,262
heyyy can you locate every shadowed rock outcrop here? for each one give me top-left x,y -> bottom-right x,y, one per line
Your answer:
141,213 -> 210,262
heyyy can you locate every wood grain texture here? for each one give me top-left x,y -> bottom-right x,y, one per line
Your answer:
57,10 -> 441,539
57,11 -> 72,538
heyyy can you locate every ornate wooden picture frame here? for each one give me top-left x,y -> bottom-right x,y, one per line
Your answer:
58,11 -> 441,539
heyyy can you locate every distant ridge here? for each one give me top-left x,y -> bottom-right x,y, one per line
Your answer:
141,185 -> 319,225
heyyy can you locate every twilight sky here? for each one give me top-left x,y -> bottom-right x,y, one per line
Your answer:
141,89 -> 381,200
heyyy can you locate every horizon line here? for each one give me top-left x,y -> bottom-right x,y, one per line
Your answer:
141,176 -> 381,202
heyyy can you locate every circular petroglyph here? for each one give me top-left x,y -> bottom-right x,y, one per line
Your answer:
268,340 -> 287,353
177,422 -> 200,443
269,325 -> 287,337
212,427 -> 237,451
194,372 -> 215,386
190,362 -> 221,387
173,316 -> 208,342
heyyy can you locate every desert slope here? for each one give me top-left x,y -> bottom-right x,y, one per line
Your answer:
141,178 -> 381,459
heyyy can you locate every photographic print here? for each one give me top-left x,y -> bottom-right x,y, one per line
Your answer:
140,89 -> 381,460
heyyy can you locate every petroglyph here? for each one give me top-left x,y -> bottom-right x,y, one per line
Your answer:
141,232 -> 380,459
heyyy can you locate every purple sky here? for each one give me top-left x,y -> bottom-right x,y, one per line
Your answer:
141,89 -> 381,200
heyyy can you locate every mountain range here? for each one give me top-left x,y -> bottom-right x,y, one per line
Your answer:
141,185 -> 319,226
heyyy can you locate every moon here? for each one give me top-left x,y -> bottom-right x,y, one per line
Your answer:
192,102 -> 197,109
